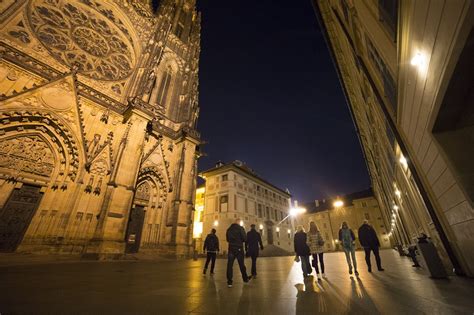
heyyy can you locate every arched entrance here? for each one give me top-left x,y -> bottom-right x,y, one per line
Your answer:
125,167 -> 167,253
0,135 -> 55,251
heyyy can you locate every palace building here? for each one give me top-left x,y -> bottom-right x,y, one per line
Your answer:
293,189 -> 390,251
195,161 -> 294,254
0,0 -> 201,258
313,0 -> 474,275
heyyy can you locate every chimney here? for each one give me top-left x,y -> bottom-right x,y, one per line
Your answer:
215,161 -> 224,168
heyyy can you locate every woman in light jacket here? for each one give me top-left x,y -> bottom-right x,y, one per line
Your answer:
306,221 -> 325,279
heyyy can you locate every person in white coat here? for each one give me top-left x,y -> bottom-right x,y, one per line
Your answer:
306,221 -> 325,280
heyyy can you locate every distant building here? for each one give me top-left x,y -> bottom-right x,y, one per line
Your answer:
313,0 -> 474,276
195,161 -> 293,254
293,189 -> 390,251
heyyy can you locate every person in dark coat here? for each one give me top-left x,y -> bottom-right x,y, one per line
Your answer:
358,220 -> 384,272
246,224 -> 264,277
226,219 -> 252,287
203,228 -> 219,275
294,225 -> 312,277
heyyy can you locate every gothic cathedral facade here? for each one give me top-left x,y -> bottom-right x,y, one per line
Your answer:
0,0 -> 201,258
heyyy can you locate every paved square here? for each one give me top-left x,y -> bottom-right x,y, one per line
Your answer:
0,250 -> 473,314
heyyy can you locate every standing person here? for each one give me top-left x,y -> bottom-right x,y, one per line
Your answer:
306,221 -> 325,280
203,228 -> 219,275
358,220 -> 384,272
246,224 -> 264,278
294,225 -> 312,277
339,221 -> 359,276
226,219 -> 252,288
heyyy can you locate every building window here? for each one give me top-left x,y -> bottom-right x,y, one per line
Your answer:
256,186 -> 260,192
378,0 -> 398,42
265,207 -> 269,218
323,223 -> 327,229
361,201 -> 367,207
219,195 -> 228,212
174,10 -> 187,41
222,174 -> 228,181
365,35 -> 398,117
258,204 -> 262,218
156,68 -> 172,107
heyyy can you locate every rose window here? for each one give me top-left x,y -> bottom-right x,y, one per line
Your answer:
28,0 -> 136,81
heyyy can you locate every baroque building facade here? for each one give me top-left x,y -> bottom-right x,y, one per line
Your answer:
293,190 -> 391,252
0,0 -> 201,258
195,161 -> 294,255
313,0 -> 473,276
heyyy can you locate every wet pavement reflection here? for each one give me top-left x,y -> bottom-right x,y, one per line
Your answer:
0,250 -> 473,314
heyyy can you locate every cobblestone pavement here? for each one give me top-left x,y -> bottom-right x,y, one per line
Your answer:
0,249 -> 473,314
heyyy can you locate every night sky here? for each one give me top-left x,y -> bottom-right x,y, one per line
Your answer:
195,0 -> 370,203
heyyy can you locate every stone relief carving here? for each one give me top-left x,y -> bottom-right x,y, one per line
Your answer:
27,0 -> 136,81
136,181 -> 151,201
0,135 -> 55,178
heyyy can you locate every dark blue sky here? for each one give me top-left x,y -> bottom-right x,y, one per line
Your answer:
195,0 -> 370,202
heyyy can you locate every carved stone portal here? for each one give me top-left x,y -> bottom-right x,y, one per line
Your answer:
0,135 -> 55,179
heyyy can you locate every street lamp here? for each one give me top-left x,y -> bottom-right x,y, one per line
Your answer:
333,200 -> 344,208
289,207 -> 306,216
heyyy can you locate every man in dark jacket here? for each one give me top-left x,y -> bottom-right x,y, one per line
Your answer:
226,219 -> 252,287
294,226 -> 312,277
358,220 -> 384,272
246,224 -> 264,278
203,228 -> 219,275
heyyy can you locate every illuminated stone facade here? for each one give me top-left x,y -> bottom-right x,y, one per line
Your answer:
313,0 -> 474,275
198,161 -> 293,254
0,0 -> 201,258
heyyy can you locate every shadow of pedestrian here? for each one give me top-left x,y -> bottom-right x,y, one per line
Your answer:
348,277 -> 380,314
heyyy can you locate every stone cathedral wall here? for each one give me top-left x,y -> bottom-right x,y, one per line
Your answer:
0,0 -> 201,258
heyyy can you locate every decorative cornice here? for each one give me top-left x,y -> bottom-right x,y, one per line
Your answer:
0,42 -> 62,80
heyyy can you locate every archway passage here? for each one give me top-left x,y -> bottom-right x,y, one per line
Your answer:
0,184 -> 43,252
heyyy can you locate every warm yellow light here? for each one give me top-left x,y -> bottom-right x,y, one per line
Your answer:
193,222 -> 203,239
259,224 -> 264,230
276,227 -> 280,232
287,229 -> 291,234
213,220 -> 218,227
393,205 -> 399,211
410,52 -> 425,67
333,200 -> 344,208
399,155 -> 408,168
239,220 -> 244,227
290,207 -> 306,216
395,190 -> 401,198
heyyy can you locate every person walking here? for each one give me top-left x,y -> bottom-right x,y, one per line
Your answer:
306,221 -> 325,280
339,221 -> 359,276
226,219 -> 252,288
203,228 -> 219,275
245,224 -> 264,278
358,220 -> 384,272
294,225 -> 312,277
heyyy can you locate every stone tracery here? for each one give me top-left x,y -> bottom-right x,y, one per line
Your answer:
27,0 -> 136,81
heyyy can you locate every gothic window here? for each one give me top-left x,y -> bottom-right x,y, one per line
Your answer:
156,68 -> 172,107
175,10 -> 187,41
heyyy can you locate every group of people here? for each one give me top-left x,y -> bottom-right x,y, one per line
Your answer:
202,218 -> 384,287
294,219 -> 384,279
202,219 -> 264,288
